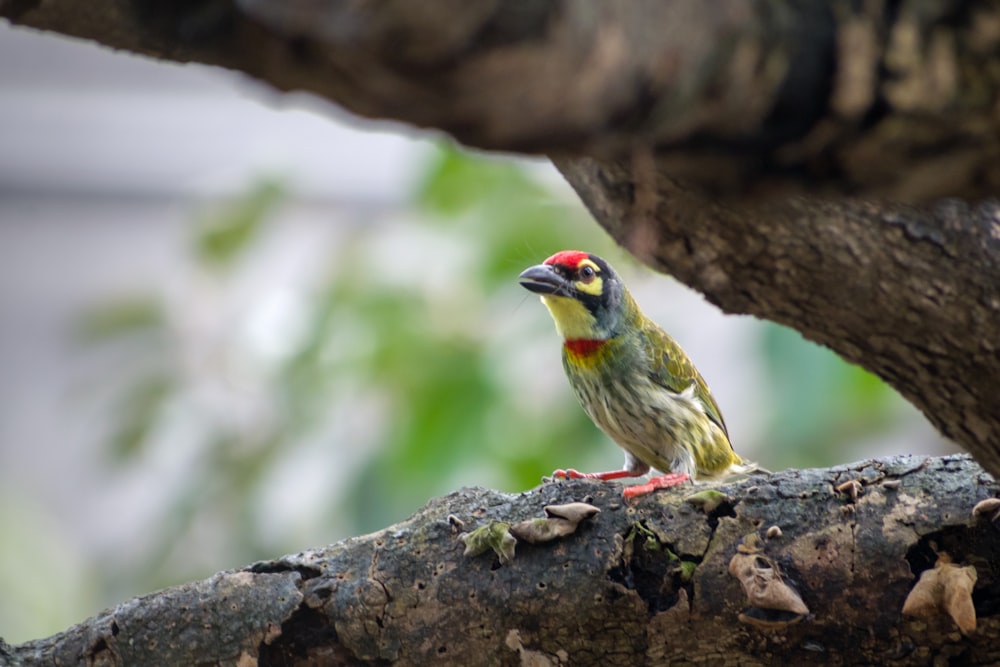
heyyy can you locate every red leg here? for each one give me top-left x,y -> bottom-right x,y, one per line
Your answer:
622,473 -> 691,500
552,468 -> 642,481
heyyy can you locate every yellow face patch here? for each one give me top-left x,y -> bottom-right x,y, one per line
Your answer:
540,294 -> 599,340
572,258 -> 604,297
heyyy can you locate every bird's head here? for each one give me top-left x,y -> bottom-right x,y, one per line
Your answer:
519,250 -> 629,340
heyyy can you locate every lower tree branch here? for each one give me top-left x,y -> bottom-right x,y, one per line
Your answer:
6,455 -> 999,666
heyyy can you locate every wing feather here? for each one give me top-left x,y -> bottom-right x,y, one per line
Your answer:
641,320 -> 730,439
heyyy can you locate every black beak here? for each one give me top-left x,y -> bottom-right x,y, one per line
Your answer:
518,264 -> 568,295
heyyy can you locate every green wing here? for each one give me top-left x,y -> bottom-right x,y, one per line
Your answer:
641,319 -> 730,439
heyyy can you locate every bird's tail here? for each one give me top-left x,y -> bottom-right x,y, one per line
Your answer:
721,458 -> 770,481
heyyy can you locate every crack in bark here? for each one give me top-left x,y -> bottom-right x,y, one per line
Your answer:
248,560 -> 323,581
368,544 -> 390,633
257,600 -> 342,664
849,519 -> 857,577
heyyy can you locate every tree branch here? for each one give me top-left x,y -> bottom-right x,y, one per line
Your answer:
5,1 -> 997,196
5,456 -> 1000,665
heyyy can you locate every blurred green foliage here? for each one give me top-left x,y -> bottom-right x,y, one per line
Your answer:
80,144 -> 616,596
195,179 -> 285,269
78,297 -> 163,341
759,323 -> 898,468
78,142 -> 906,610
0,494 -> 97,645
342,146 -> 618,528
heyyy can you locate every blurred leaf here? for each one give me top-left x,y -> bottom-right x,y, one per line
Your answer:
76,298 -> 163,342
195,179 -> 286,268
415,144 -> 544,217
414,143 -> 552,239
108,374 -> 173,462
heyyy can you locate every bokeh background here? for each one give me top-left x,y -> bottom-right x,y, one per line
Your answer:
0,25 -> 958,643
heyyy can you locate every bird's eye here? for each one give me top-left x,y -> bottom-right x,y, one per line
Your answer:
579,265 -> 596,282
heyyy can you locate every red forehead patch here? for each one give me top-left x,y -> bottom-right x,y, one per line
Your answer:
544,250 -> 590,269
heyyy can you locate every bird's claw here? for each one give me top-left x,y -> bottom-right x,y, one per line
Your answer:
622,473 -> 691,500
551,468 -> 591,480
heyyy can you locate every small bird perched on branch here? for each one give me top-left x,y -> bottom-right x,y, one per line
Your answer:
519,250 -> 756,499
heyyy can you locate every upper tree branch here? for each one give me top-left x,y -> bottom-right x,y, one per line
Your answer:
3,1 -> 1000,473
6,1 -> 997,197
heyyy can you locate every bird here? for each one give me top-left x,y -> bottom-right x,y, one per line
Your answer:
518,250 -> 756,499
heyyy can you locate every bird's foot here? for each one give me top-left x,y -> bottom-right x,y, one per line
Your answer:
551,468 -> 637,481
552,468 -> 595,480
623,473 -> 691,500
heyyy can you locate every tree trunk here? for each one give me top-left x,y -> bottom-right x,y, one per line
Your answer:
4,456 -> 999,666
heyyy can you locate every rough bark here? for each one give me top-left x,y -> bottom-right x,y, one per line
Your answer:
4,455 -> 999,666
3,1 -> 999,478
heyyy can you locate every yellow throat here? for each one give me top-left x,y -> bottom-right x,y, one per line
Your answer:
540,294 -> 599,340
